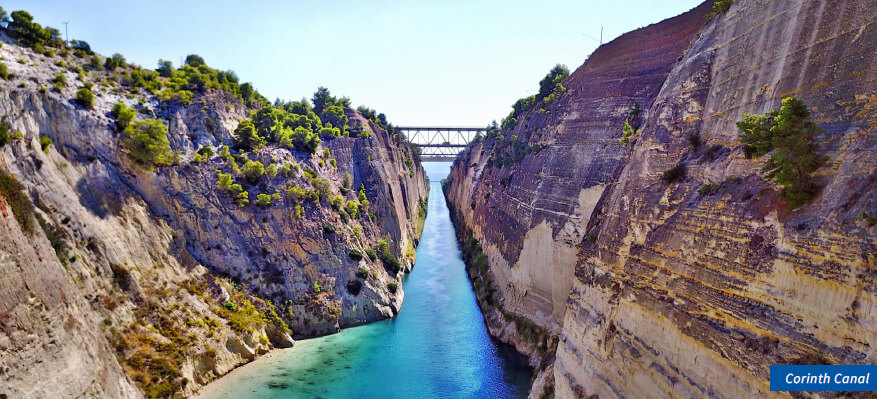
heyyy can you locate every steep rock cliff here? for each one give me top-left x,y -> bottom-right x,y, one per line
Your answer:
0,34 -> 426,398
445,0 -> 713,384
446,0 -> 876,398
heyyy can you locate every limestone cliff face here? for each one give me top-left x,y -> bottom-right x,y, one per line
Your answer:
447,0 -> 876,398
445,0 -> 713,385
0,34 -> 426,398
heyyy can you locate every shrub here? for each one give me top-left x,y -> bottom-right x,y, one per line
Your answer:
286,186 -> 306,203
0,120 -> 9,147
686,132 -> 702,149
241,160 -> 265,184
0,169 -> 36,234
322,224 -> 335,234
280,162 -> 297,178
39,135 -> 52,153
380,250 -> 402,273
255,193 -> 272,208
51,72 -> 66,92
196,147 -> 213,158
349,249 -> 363,261
345,200 -> 360,218
330,194 -> 344,210
376,238 -> 389,252
713,0 -> 734,14
364,248 -> 377,261
75,87 -> 95,109
341,172 -> 353,189
737,97 -> 825,209
104,53 -> 125,71
110,103 -> 136,131
355,267 -> 369,278
122,119 -> 175,167
346,280 -> 363,296
266,163 -> 278,178
661,164 -> 686,183
217,173 -> 249,206
698,180 -> 719,195
0,62 -> 7,80
386,282 -> 398,294
233,120 -> 264,151
312,177 -> 332,202
619,119 -> 637,146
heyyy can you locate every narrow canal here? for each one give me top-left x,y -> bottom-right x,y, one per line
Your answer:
198,162 -> 532,399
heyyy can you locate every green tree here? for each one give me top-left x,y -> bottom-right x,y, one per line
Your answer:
312,87 -> 332,115
619,118 -> 636,146
157,60 -> 173,77
110,103 -> 136,131
104,53 -> 126,71
233,120 -> 264,151
737,96 -> 825,209
122,119 -> 175,167
184,54 -> 205,67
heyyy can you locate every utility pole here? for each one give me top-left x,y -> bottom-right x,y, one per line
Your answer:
600,26 -> 603,46
63,22 -> 68,45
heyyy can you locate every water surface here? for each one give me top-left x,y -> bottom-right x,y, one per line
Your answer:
200,162 -> 532,399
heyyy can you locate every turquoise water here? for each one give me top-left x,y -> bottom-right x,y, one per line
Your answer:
200,162 -> 532,399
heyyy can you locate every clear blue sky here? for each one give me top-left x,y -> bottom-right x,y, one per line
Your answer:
5,1 -> 703,126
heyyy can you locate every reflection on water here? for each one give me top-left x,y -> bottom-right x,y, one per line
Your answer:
199,162 -> 532,399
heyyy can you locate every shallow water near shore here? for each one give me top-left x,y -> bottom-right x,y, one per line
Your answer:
198,162 -> 532,399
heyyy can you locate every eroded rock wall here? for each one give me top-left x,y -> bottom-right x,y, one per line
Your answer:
447,0 -> 877,398
0,33 -> 426,398
445,0 -> 713,382
555,1 -> 876,397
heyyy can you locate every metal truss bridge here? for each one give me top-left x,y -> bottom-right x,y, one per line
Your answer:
396,126 -> 485,162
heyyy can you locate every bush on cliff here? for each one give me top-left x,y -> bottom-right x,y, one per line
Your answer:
737,96 -> 825,209
241,160 -> 265,184
217,173 -> 249,206
707,0 -> 734,20
0,169 -> 36,234
103,53 -> 126,71
501,64 -> 569,129
111,102 -> 137,131
661,163 -> 686,183
122,119 -> 176,167
380,250 -> 402,273
619,119 -> 637,146
254,193 -> 272,208
233,120 -> 264,151
75,87 -> 95,109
